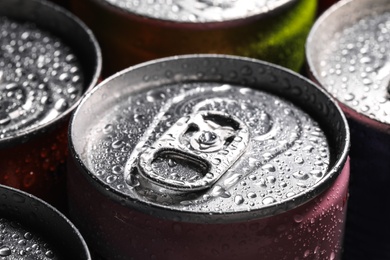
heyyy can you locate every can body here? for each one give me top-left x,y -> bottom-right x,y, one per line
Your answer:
68,158 -> 349,260
0,184 -> 90,259
0,0 -> 101,209
70,0 -> 316,76
306,0 -> 390,258
68,55 -> 350,260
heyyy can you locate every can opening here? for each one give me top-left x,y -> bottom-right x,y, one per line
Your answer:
151,150 -> 210,182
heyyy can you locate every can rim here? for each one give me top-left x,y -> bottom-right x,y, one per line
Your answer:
0,0 -> 102,147
0,183 -> 91,259
95,0 -> 299,28
306,0 -> 390,134
70,54 -> 350,223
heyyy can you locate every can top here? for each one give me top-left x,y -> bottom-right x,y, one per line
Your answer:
0,0 -> 101,146
0,184 -> 91,259
71,55 -> 349,223
102,0 -> 297,23
306,0 -> 390,129
0,16 -> 85,139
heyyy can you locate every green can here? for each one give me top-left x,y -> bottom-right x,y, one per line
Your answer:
71,0 -> 317,76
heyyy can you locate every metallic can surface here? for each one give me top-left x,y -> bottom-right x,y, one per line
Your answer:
306,0 -> 390,258
68,55 -> 350,260
0,0 -> 101,209
70,0 -> 316,76
0,184 -> 91,259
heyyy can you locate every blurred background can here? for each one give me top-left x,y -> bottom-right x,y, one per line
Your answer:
0,184 -> 91,259
0,0 -> 101,210
306,0 -> 390,258
70,0 -> 317,77
68,55 -> 350,260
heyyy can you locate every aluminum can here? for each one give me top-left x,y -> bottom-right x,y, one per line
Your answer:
68,55 -> 350,260
0,184 -> 90,259
306,0 -> 390,259
0,0 -> 101,210
70,0 -> 316,77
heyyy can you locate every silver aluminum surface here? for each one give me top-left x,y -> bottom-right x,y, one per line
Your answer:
70,55 -> 349,223
307,0 -> 390,131
0,184 -> 91,259
100,0 -> 298,23
0,0 -> 102,147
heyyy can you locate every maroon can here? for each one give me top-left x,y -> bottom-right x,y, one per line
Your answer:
68,55 -> 350,260
0,184 -> 90,259
69,0 -> 317,77
0,0 -> 101,209
306,0 -> 390,259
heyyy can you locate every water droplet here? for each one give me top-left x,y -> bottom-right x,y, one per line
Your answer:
24,232 -> 33,240
310,170 -> 323,178
234,195 -> 244,205
294,214 -> 303,223
0,247 -> 11,256
106,175 -> 117,184
211,185 -> 231,198
54,98 -> 68,112
262,197 -> 276,205
223,174 -> 242,186
112,139 -> 125,149
45,250 -> 54,258
112,165 -> 124,174
292,171 -> 309,180
247,192 -> 257,199
262,164 -> 276,172
126,174 -> 140,188
294,157 -> 304,164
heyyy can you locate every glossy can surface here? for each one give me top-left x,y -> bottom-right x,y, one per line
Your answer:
0,184 -> 91,259
0,0 -> 101,209
306,0 -> 390,258
68,55 -> 350,260
70,0 -> 316,76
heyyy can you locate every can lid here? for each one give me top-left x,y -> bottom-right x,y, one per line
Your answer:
0,0 -> 101,147
102,0 -> 297,23
71,55 -> 349,223
307,0 -> 390,129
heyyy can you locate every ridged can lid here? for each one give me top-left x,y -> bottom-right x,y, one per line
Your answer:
307,0 -> 390,131
70,55 -> 349,223
101,0 -> 298,22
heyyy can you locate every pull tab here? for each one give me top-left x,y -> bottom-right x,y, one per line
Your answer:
137,111 -> 250,192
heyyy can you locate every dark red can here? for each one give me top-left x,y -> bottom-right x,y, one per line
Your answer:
0,0 -> 101,209
0,183 -> 91,259
306,0 -> 390,258
70,0 -> 317,77
68,55 -> 350,260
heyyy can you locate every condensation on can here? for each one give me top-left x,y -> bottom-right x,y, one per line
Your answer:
69,0 -> 316,77
306,0 -> 390,259
0,184 -> 91,259
0,0 -> 101,210
68,55 -> 350,260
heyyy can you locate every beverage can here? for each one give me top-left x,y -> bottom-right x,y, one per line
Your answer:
0,184 -> 91,259
70,0 -> 316,76
0,0 -> 101,209
306,0 -> 390,258
68,55 -> 350,260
